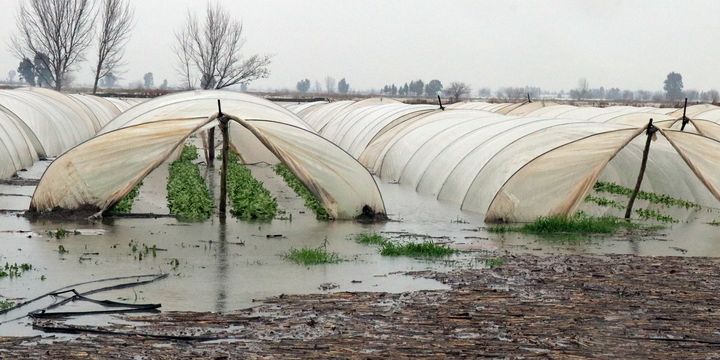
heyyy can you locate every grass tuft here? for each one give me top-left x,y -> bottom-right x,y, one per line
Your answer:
355,233 -> 388,245
488,214 -> 636,235
274,163 -> 331,220
379,241 -> 457,257
285,247 -> 341,265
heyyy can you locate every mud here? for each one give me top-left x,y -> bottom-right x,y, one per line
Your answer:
1,254 -> 718,358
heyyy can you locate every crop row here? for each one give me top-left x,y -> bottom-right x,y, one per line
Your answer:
593,181 -> 701,210
226,153 -> 278,221
273,163 -> 331,220
166,145 -> 214,221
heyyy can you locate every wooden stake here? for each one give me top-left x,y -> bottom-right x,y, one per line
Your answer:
218,100 -> 228,216
680,97 -> 689,131
625,119 -> 656,219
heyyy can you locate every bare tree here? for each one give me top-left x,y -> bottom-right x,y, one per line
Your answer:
11,0 -> 96,91
92,0 -> 134,94
445,82 -> 472,102
174,29 -> 196,90
175,3 -> 271,90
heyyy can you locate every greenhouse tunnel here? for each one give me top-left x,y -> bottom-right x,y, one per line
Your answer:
29,91 -> 386,221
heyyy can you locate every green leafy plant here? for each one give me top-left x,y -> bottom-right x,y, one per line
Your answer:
593,181 -> 701,210
57,245 -> 68,254
226,153 -> 278,221
584,194 -> 625,210
108,182 -> 143,214
635,208 -> 678,223
274,163 -> 331,220
167,145 -> 214,221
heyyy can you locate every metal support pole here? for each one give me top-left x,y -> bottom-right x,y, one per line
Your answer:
625,118 -> 657,219
527,93 -> 532,103
437,95 -> 445,111
208,129 -> 216,166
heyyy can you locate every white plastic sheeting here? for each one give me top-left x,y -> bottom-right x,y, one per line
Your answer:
31,92 -> 386,220
298,98 -> 720,222
0,88 -> 136,179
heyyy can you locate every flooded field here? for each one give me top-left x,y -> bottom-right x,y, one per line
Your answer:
2,156 -> 720,338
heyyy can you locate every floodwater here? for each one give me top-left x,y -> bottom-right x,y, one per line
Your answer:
1,158 -> 720,336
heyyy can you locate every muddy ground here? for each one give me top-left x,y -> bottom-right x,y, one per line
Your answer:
2,254 -> 719,359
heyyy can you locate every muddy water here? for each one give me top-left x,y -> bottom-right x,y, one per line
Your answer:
1,158 -> 720,336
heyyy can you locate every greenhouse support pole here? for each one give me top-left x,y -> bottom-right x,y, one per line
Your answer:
208,128 -> 216,166
437,95 -> 445,111
218,100 -> 229,216
625,118 -> 657,219
680,97 -> 689,131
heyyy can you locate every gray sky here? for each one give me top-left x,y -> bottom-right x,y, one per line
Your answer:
1,0 -> 719,92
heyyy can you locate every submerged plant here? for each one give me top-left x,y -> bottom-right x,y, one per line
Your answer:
167,145 -> 214,221
635,208 -> 678,223
0,262 -> 33,279
0,299 -> 14,310
226,153 -> 278,221
379,241 -> 457,257
274,163 -> 331,220
584,194 -> 625,210
286,238 -> 341,265
593,181 -> 701,210
355,233 -> 389,246
488,214 -> 637,235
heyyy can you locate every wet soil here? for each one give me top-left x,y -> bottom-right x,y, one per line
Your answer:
3,254 -> 719,359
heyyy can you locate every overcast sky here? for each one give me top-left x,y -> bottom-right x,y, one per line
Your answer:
1,0 -> 718,92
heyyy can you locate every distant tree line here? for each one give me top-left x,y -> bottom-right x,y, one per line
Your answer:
295,76 -> 351,94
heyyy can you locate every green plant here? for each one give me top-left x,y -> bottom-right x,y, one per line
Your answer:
709,220 -> 720,226
58,245 -> 68,254
285,247 -> 341,265
584,194 -> 625,210
167,145 -> 214,221
226,153 -> 278,221
0,299 -> 14,310
355,233 -> 388,246
49,228 -> 69,239
0,262 -> 33,279
169,258 -> 180,270
489,214 -> 637,235
635,208 -> 678,223
274,163 -> 331,220
485,257 -> 506,269
379,241 -> 457,257
593,181 -> 701,210
108,182 -> 143,214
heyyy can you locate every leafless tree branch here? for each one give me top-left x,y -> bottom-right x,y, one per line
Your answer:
11,0 -> 96,91
174,3 -> 271,90
92,0 -> 134,94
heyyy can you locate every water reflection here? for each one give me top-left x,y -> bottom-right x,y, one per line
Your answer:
215,217 -> 228,313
